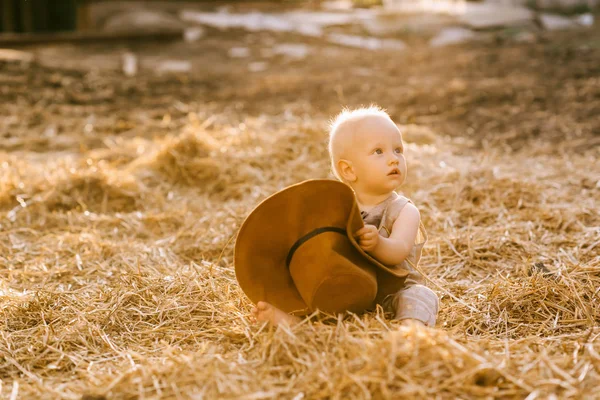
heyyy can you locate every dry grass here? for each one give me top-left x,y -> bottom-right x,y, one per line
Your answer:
1,23 -> 600,400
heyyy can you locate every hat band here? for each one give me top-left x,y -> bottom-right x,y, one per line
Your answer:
286,227 -> 346,268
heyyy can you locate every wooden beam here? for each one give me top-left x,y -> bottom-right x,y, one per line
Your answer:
2,0 -> 16,33
21,0 -> 34,32
0,29 -> 182,46
35,0 -> 49,32
76,1 -> 94,31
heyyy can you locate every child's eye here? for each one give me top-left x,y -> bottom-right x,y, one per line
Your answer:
394,148 -> 403,154
374,148 -> 383,155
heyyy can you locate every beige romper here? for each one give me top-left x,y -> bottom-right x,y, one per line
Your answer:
361,192 -> 439,327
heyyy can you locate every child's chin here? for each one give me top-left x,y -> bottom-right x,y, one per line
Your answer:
387,175 -> 404,184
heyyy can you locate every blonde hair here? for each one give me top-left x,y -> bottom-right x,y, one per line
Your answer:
328,105 -> 393,180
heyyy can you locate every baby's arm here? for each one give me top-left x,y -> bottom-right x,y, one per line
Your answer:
355,203 -> 420,266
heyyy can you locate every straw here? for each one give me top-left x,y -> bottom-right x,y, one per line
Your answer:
1,30 -> 599,399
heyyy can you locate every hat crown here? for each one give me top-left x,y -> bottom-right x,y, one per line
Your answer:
288,229 -> 377,313
235,179 -> 407,315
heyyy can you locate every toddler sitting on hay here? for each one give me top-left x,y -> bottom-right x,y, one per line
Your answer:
235,106 -> 439,328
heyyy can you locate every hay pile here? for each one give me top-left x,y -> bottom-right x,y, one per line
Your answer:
1,27 -> 600,399
1,109 -> 598,399
0,157 -> 141,215
135,130 -> 221,187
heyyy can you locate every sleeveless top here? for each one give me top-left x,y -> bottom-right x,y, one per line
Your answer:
360,192 -> 428,304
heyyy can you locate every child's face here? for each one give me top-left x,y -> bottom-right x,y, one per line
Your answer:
344,116 -> 406,195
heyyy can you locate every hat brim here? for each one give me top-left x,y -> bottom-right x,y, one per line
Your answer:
234,179 -> 408,314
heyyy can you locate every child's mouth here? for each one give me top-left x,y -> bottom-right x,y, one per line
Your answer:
388,169 -> 400,176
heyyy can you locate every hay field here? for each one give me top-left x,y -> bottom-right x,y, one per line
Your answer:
1,18 -> 600,399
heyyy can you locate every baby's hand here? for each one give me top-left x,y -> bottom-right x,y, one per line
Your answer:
354,224 -> 379,252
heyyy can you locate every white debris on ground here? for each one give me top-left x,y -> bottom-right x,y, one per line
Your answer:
538,12 -> 595,30
0,49 -> 34,63
321,0 -> 354,11
248,62 -> 268,72
184,27 -> 205,43
576,13 -> 595,27
95,2 -> 595,58
327,33 -> 406,50
429,27 -> 476,47
362,13 -> 452,36
271,44 -> 312,59
155,60 -> 192,74
539,13 -> 578,30
103,9 -> 182,33
179,9 -> 376,37
181,10 -> 290,32
383,0 -> 598,16
228,47 -> 251,58
382,0 -> 468,15
514,31 -> 537,43
459,3 -> 534,30
122,52 -> 138,77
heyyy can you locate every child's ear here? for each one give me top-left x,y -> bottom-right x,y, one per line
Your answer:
337,159 -> 356,182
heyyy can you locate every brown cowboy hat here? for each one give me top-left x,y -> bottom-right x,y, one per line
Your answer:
234,179 -> 409,316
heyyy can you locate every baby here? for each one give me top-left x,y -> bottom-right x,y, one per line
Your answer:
252,106 -> 439,327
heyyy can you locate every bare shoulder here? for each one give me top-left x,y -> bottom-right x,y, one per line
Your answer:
389,202 -> 420,237
397,202 -> 420,221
